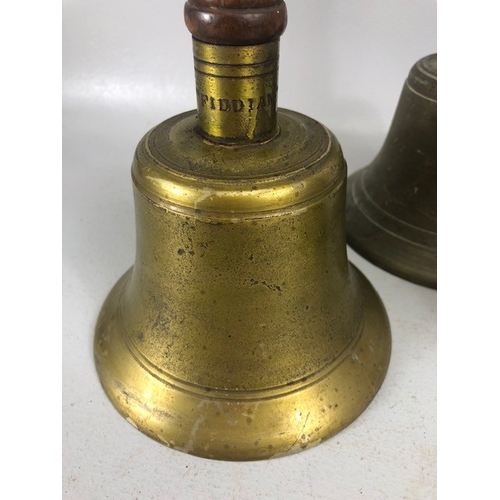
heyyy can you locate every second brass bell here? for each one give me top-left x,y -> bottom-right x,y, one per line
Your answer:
95,0 -> 391,461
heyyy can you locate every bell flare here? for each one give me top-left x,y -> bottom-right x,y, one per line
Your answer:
95,264 -> 390,461
346,54 -> 437,289
94,109 -> 391,461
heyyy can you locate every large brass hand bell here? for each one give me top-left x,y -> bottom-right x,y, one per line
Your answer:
94,0 -> 392,461
346,54 -> 437,288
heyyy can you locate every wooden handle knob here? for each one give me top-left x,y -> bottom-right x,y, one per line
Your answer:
184,0 -> 287,45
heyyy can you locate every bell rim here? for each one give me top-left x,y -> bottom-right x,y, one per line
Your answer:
94,264 -> 391,461
346,169 -> 437,289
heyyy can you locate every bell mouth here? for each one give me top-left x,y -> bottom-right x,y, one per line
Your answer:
94,264 -> 390,461
346,169 -> 437,289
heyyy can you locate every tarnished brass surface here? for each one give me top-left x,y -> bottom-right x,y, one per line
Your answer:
95,0 -> 391,461
95,109 -> 391,460
346,54 -> 437,288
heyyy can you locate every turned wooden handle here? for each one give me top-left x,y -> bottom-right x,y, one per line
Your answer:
184,0 -> 287,45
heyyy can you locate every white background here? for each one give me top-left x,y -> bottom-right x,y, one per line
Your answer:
62,1 -> 437,498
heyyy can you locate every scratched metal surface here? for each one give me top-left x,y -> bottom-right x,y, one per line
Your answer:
63,1 -> 437,498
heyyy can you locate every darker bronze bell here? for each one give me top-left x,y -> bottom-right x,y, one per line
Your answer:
346,54 -> 437,288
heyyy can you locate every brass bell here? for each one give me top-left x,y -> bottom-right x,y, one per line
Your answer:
346,54 -> 437,288
94,0 -> 391,461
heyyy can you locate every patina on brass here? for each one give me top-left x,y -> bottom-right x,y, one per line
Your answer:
346,54 -> 437,288
95,0 -> 391,461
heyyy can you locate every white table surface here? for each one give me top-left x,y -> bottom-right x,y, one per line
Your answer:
63,1 -> 437,498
